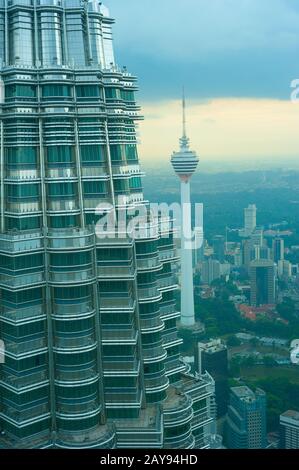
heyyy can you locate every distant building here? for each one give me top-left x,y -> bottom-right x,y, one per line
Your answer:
220,263 -> 231,277
195,339 -> 229,418
226,386 -> 267,449
272,238 -> 285,263
250,259 -> 275,307
260,245 -> 271,260
193,228 -> 205,265
280,410 -> 299,449
234,250 -> 242,267
212,235 -> 225,263
251,227 -> 263,247
278,259 -> 292,280
201,258 -> 221,285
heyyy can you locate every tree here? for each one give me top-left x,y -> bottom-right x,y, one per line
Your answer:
227,335 -> 241,347
262,356 -> 277,368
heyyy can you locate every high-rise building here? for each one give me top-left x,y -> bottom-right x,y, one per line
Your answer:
250,259 -> 275,306
195,339 -> 229,417
272,238 -> 284,264
226,386 -> 267,449
193,227 -> 204,266
201,258 -> 220,285
280,410 -> 299,449
244,204 -> 257,237
212,235 -> 225,263
0,0 -> 214,450
278,259 -> 292,280
171,93 -> 199,327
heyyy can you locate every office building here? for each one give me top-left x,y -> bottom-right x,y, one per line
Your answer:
278,260 -> 292,280
272,238 -> 284,264
244,205 -> 257,237
280,410 -> 299,449
201,258 -> 220,285
195,339 -> 229,417
226,386 -> 267,449
0,0 -> 213,449
250,259 -> 275,306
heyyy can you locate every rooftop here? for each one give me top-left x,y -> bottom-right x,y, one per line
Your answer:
281,410 -> 299,422
231,386 -> 265,403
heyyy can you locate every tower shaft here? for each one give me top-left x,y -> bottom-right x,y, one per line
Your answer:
180,180 -> 195,326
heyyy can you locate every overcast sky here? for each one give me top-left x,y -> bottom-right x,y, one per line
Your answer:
106,0 -> 299,165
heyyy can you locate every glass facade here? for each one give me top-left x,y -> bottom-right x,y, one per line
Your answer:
0,0 -> 214,449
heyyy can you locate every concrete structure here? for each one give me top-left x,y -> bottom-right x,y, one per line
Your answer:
272,238 -> 284,263
0,0 -> 213,450
280,410 -> 299,449
226,386 -> 267,449
212,235 -> 225,263
195,339 -> 228,417
201,258 -> 220,285
244,205 -> 257,237
171,93 -> 199,326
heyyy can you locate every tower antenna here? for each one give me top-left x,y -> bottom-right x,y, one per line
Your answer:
182,86 -> 187,138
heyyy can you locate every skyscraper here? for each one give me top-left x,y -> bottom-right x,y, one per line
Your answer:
244,204 -> 257,237
226,386 -> 267,449
195,339 -> 229,418
171,94 -> 199,327
212,235 -> 225,263
201,258 -> 220,285
0,0 -> 214,450
272,238 -> 284,264
250,259 -> 275,306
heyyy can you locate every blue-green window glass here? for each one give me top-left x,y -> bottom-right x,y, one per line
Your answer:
125,145 -> 138,161
120,90 -> 135,102
2,287 -> 43,307
50,252 -> 91,267
80,145 -> 105,163
5,147 -> 37,167
129,177 -> 142,190
5,84 -> 36,99
83,181 -> 106,196
42,85 -> 72,97
0,253 -> 43,273
84,213 -> 100,226
46,146 -> 73,164
6,216 -> 41,231
114,179 -> 129,193
76,85 -> 102,98
53,285 -> 92,301
136,240 -> 158,255
47,182 -> 75,197
49,215 -> 79,229
110,145 -> 122,162
105,88 -> 119,99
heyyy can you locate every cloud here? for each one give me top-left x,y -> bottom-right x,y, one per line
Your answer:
106,0 -> 299,100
